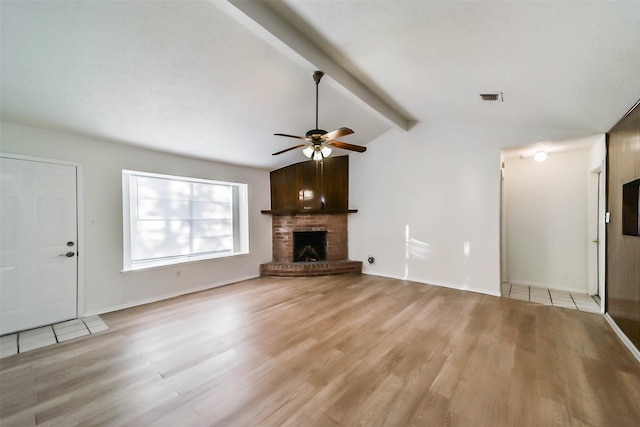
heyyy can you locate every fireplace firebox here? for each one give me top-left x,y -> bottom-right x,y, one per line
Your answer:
294,231 -> 327,262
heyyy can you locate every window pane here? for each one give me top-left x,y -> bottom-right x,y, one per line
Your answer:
192,219 -> 232,237
192,236 -> 233,254
137,199 -> 191,220
137,176 -> 190,200
191,201 -> 231,219
131,220 -> 191,260
192,183 -> 232,202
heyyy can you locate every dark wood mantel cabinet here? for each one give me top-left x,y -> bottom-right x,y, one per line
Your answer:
264,156 -> 354,214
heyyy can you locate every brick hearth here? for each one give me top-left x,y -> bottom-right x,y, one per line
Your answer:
260,260 -> 362,277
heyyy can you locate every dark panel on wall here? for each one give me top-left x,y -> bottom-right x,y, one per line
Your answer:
322,156 -> 349,212
270,162 -> 297,211
607,100 -> 640,350
269,156 -> 350,213
297,159 -> 324,211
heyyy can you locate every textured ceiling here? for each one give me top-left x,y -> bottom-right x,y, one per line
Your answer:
1,1 -> 639,169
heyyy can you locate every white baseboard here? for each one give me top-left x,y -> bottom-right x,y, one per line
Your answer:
362,272 -> 502,297
81,275 -> 259,317
604,313 -> 640,364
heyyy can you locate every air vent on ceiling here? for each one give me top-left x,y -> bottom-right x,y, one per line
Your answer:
480,92 -> 503,102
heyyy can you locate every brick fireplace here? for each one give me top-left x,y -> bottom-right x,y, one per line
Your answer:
260,156 -> 362,277
260,213 -> 362,277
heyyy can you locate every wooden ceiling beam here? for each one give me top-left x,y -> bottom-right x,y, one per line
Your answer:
218,0 -> 411,132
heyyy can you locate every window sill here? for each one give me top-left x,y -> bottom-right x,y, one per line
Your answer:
121,251 -> 249,274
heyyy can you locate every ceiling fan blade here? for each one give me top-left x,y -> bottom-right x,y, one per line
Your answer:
322,127 -> 354,141
272,143 -> 309,156
274,133 -> 307,140
327,140 -> 367,153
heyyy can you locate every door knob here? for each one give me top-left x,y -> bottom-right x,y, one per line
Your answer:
59,252 -> 75,257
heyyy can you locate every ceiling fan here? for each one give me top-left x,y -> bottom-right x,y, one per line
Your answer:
272,70 -> 366,161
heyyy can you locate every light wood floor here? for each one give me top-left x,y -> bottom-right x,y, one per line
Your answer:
2,275 -> 640,426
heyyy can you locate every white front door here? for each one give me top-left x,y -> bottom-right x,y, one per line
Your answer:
0,157 -> 78,334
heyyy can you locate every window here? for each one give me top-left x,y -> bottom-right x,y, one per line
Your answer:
122,170 -> 249,271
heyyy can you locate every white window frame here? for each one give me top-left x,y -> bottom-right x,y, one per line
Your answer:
122,170 -> 249,272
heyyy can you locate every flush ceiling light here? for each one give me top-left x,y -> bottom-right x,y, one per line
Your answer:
533,151 -> 548,162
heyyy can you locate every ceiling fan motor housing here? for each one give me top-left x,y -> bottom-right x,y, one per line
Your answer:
306,128 -> 328,140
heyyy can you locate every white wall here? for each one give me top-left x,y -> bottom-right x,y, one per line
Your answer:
504,149 -> 590,292
588,135 -> 607,172
349,121 -> 589,296
0,121 -> 272,315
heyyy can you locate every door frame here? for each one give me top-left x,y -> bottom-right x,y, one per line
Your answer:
588,163 -> 606,312
0,152 -> 85,318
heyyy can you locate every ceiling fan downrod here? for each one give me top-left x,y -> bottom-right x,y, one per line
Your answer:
313,70 -> 324,131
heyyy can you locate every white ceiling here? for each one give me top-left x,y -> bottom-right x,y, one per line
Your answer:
2,1 -> 639,170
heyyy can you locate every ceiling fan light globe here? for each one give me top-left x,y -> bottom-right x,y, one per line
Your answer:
320,146 -> 332,157
312,149 -> 324,161
302,146 -> 314,158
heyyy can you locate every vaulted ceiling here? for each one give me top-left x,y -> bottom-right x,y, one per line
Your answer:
2,1 -> 639,169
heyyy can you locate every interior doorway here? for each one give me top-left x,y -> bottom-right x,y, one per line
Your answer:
0,155 -> 79,334
500,135 -> 606,313
588,167 -> 605,303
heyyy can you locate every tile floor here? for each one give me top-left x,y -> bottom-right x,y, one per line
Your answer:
0,316 -> 108,359
501,283 -> 601,313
